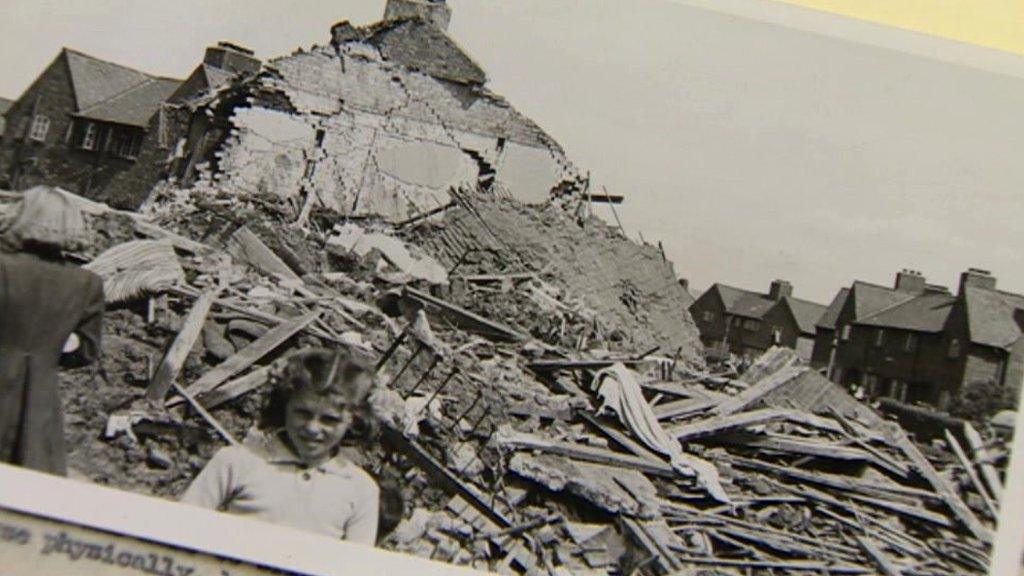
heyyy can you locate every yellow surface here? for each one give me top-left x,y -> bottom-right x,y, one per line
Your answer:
775,0 -> 1024,56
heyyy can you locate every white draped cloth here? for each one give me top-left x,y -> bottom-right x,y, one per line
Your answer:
593,363 -> 731,503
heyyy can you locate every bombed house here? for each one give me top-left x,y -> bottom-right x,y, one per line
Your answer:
167,1 -> 582,222
0,1 -> 1012,575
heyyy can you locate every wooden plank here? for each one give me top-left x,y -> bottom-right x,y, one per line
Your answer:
403,287 -> 526,342
179,311 -> 320,400
133,220 -> 211,254
783,482 -> 952,532
891,428 -> 992,543
460,272 -> 537,284
711,432 -> 873,463
146,290 -> 216,401
662,500 -> 860,559
619,518 -> 683,573
725,455 -> 940,503
171,382 -> 238,446
854,534 -> 904,576
666,555 -> 870,573
385,427 -> 512,528
738,346 -> 798,384
495,430 -> 676,477
171,285 -> 341,344
653,397 -> 718,421
529,358 -> 647,372
226,225 -> 301,281
712,365 -> 805,416
945,428 -> 999,519
582,193 -> 624,204
669,408 -> 791,441
827,406 -> 910,478
198,366 -> 273,410
963,422 -> 1003,502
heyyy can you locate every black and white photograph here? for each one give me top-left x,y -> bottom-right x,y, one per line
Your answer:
0,0 -> 1022,574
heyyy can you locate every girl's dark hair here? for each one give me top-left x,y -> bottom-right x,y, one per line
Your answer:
261,347 -> 378,443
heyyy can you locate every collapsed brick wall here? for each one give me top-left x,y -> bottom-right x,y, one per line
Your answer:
412,195 -> 705,364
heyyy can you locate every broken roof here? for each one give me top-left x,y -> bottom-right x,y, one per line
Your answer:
816,287 -> 850,330
964,287 -> 1024,349
64,48 -> 182,128
856,291 -> 957,333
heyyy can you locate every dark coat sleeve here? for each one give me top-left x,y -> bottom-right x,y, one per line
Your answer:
60,272 -> 104,369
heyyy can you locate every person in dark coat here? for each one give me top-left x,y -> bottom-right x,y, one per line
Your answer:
0,186 -> 104,475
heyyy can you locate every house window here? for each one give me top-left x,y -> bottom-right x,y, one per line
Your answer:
948,338 -> 962,359
702,311 -> 714,323
840,325 -> 851,341
112,131 -> 143,160
904,333 -> 918,353
29,114 -> 50,142
864,374 -> 880,397
80,122 -> 98,150
873,329 -> 885,347
772,328 -> 782,345
744,319 -> 760,331
889,380 -> 909,403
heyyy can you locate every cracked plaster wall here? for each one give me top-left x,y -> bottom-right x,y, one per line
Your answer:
207,46 -> 572,221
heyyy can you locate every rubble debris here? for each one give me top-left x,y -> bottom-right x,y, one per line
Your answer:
227,225 -> 302,281
146,289 -> 217,401
327,223 -> 449,285
22,135 -> 999,576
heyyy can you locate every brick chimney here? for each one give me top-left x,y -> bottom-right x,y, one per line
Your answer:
768,280 -> 793,301
894,269 -> 926,293
384,0 -> 452,31
204,42 -> 260,75
959,268 -> 997,295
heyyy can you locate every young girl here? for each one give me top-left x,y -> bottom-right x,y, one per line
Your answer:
181,348 -> 381,545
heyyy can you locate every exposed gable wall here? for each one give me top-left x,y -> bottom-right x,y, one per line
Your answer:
689,286 -> 727,349
187,46 -> 576,221
1,51 -> 80,189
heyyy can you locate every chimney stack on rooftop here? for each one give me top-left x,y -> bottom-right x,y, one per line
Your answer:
959,268 -> 997,295
204,41 -> 260,75
895,269 -> 926,293
768,280 -> 793,301
384,0 -> 452,31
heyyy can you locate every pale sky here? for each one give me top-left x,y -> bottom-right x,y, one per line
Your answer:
1,0 -> 1021,303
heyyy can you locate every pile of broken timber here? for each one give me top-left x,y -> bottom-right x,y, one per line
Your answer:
512,347 -> 996,575
47,184 -> 997,575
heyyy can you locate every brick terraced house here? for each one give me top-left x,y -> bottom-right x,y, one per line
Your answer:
0,43 -> 258,208
815,269 -> 1024,409
690,280 -> 826,361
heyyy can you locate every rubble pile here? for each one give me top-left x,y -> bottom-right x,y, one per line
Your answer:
1,184 -> 1003,575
